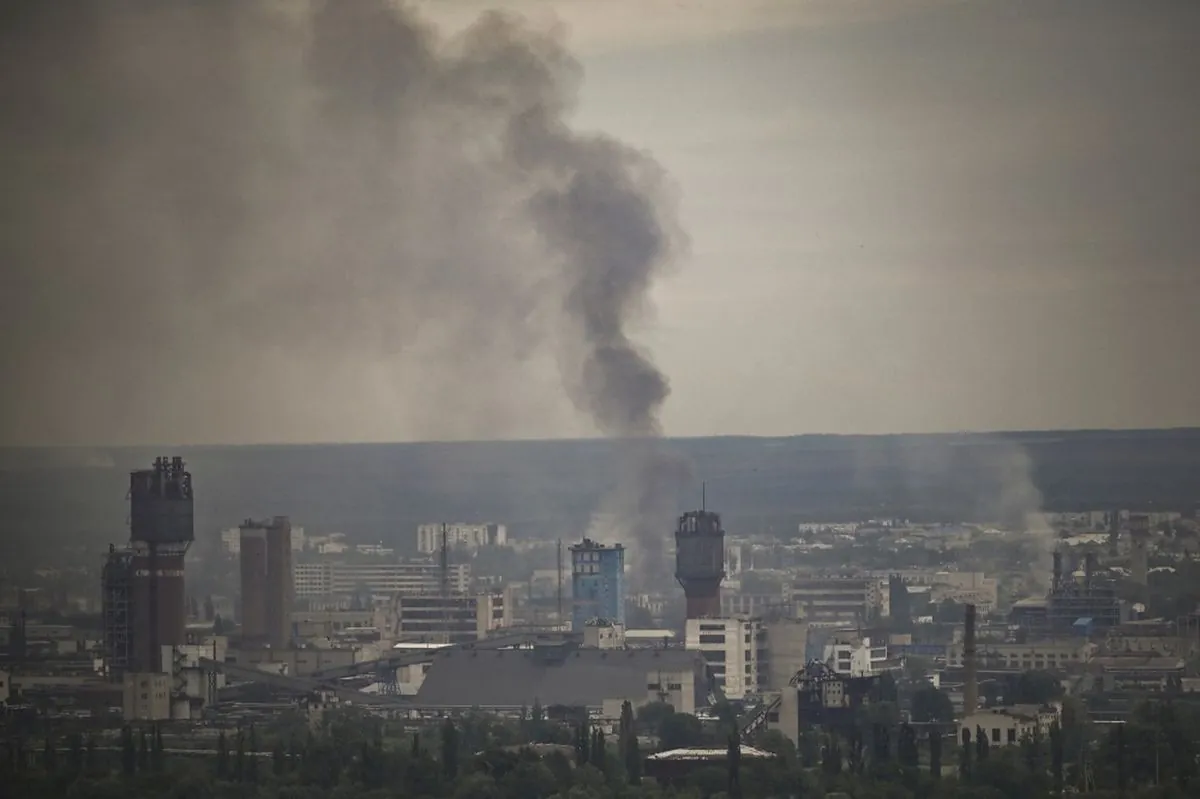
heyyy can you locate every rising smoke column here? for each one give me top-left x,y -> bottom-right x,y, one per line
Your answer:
0,0 -> 686,581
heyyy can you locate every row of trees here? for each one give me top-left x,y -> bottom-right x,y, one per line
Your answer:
5,697 -> 1200,798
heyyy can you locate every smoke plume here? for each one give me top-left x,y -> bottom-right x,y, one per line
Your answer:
0,0 -> 687,584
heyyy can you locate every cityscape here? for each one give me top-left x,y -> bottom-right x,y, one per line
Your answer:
3,0 -> 1199,798
4,443 -> 1200,797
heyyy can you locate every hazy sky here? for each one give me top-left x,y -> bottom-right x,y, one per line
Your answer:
3,0 -> 1198,445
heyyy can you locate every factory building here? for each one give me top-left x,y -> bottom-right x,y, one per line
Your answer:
675,509 -> 726,619
789,576 -> 885,625
102,457 -> 194,680
570,538 -> 625,630
415,640 -> 713,716
293,561 -> 471,599
416,523 -> 507,554
239,517 -> 294,647
389,591 -> 510,644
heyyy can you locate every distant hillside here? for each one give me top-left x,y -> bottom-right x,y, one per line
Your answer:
1,429 -> 1198,558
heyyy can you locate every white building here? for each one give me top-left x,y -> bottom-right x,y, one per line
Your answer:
221,525 -> 305,555
822,634 -> 888,677
294,561 -> 471,598
416,523 -> 507,554
960,704 -> 1062,747
685,617 -> 765,699
123,673 -> 171,721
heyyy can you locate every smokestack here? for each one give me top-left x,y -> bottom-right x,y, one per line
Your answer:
1084,552 -> 1096,589
963,603 -> 978,718
1052,550 -> 1063,589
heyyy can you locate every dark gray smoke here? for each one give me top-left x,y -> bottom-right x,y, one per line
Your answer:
0,0 -> 686,578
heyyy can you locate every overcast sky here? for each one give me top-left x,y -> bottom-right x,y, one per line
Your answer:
2,0 -> 1198,445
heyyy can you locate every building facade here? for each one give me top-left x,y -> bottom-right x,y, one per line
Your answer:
293,561 -> 471,599
416,523 -> 507,554
685,617 -> 766,699
570,539 -> 625,631
391,591 -> 510,643
239,517 -> 294,647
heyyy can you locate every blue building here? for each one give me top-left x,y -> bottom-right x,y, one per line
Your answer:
570,538 -> 625,631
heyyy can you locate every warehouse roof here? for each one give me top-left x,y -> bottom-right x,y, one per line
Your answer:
415,646 -> 710,708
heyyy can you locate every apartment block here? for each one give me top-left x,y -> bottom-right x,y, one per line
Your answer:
293,561 -> 471,598
416,523 -> 507,554
685,617 -> 767,699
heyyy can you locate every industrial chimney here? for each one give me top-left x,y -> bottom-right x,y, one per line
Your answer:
674,509 -> 726,619
1052,550 -> 1063,590
963,603 -> 978,718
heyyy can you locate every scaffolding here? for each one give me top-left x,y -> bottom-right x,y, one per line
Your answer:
102,545 -> 134,681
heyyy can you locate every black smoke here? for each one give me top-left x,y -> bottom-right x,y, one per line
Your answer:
0,0 -> 687,579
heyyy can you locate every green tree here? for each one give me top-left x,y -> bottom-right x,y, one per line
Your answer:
911,686 -> 955,723
42,736 -> 56,775
441,719 -> 460,780
137,729 -> 149,772
976,725 -> 989,762
120,726 -> 136,778
898,723 -> 919,770
619,700 -> 640,782
246,725 -> 259,784
152,724 -> 164,772
272,743 -> 285,777
1050,721 -> 1064,795
928,728 -> 943,778
960,728 -> 972,781
234,729 -> 245,782
727,733 -> 742,799
215,730 -> 229,780
658,712 -> 704,750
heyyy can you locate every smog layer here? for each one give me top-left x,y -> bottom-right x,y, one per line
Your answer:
0,0 -> 690,582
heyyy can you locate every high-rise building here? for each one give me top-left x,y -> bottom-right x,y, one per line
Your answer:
570,538 -> 625,631
416,523 -> 507,554
239,517 -> 294,647
128,457 -> 194,674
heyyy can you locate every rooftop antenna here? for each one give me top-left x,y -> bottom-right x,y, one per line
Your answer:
701,481 -> 707,512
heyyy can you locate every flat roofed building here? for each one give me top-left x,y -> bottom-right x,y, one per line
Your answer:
415,646 -> 713,715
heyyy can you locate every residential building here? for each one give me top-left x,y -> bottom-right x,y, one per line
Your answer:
685,617 -> 766,698
222,525 -> 305,555
570,538 -> 625,631
293,561 -> 470,599
821,634 -> 888,677
416,523 -> 507,554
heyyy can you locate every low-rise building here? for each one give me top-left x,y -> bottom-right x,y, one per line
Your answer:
123,673 -> 171,721
945,640 -> 1094,672
960,703 -> 1061,747
415,645 -> 713,716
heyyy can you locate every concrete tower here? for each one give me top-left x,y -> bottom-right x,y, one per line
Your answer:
675,509 -> 726,619
129,456 -> 194,673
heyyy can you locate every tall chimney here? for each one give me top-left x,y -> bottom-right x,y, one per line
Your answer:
1052,550 -> 1062,590
963,603 -> 978,718
1084,552 -> 1096,589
